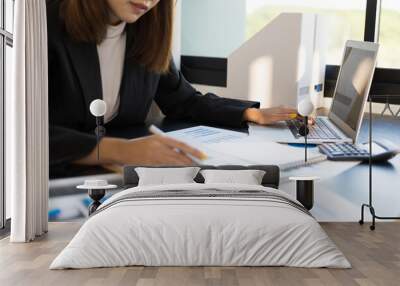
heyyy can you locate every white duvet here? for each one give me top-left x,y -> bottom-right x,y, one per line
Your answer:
50,183 -> 350,269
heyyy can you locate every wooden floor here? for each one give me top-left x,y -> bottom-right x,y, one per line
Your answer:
1,222 -> 400,286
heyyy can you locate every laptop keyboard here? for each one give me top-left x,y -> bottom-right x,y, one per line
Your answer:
286,118 -> 342,140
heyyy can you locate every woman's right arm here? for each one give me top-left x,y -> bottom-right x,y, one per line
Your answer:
49,125 -> 99,167
48,67 -> 202,168
73,135 -> 205,167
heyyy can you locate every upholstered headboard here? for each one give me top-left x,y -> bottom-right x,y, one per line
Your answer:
123,165 -> 280,189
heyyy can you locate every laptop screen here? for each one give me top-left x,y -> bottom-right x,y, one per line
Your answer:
330,46 -> 376,131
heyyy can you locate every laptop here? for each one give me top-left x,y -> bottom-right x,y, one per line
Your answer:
263,40 -> 379,144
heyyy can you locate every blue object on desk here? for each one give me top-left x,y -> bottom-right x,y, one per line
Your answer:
48,208 -> 61,220
288,143 -> 318,148
314,83 -> 324,92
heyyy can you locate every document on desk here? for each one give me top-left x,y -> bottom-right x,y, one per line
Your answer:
166,126 -> 326,169
167,126 -> 247,144
206,137 -> 327,170
166,126 -> 250,165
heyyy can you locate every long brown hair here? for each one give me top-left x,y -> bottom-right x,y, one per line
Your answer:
61,0 -> 174,73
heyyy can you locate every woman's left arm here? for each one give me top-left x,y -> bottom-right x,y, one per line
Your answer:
154,60 -> 298,127
154,60 -> 260,128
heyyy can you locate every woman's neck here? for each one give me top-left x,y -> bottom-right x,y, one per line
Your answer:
109,12 -> 122,26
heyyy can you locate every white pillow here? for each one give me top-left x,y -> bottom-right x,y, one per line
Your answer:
200,169 -> 266,185
135,167 -> 201,186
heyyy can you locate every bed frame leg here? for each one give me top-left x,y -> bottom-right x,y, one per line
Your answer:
88,189 -> 106,216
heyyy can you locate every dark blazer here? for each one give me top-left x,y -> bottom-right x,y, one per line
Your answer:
47,0 -> 259,168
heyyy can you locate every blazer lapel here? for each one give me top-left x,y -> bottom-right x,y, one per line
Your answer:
64,37 -> 103,126
111,26 -> 150,126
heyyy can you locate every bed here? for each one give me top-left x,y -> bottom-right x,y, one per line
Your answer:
50,165 -> 350,269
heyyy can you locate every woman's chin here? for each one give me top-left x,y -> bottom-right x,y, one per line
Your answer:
123,13 -> 142,24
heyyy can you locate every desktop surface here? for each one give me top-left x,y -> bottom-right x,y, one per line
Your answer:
281,113 -> 400,221
50,113 -> 400,222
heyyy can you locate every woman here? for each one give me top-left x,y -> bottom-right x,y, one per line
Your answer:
47,0 -> 297,171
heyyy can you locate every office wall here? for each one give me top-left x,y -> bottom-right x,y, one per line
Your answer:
181,0 -> 246,58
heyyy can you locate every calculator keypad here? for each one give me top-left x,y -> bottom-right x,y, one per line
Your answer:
319,142 -> 369,161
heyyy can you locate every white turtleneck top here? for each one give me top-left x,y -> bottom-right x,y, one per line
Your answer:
97,21 -> 127,123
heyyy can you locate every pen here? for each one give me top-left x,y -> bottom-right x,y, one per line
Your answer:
148,125 -> 207,164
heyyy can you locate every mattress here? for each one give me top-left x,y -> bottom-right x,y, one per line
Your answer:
50,183 -> 351,269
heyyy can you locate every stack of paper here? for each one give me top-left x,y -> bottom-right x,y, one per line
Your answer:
167,126 -> 247,144
167,126 -> 326,170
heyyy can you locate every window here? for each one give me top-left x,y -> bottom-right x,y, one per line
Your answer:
246,0 -> 366,65
1,0 -> 14,230
378,0 -> 400,68
181,0 -> 367,64
181,0 -> 400,104
181,0 -> 247,58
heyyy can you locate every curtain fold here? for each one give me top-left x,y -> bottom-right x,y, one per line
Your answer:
8,0 -> 49,242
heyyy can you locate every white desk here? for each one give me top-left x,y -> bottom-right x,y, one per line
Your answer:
280,156 -> 400,222
49,115 -> 400,222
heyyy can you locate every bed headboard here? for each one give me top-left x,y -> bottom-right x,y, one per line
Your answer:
123,165 -> 280,189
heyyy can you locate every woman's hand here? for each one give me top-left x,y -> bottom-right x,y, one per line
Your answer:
75,135 -> 206,167
243,107 -> 298,125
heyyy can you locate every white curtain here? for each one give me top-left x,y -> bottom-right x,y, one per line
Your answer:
7,0 -> 49,242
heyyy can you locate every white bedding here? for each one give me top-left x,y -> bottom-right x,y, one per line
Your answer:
50,183 -> 351,269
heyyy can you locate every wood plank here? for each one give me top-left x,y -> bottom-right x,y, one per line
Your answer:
0,222 -> 399,286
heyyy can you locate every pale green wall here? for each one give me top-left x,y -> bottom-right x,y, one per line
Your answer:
181,0 -> 246,58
